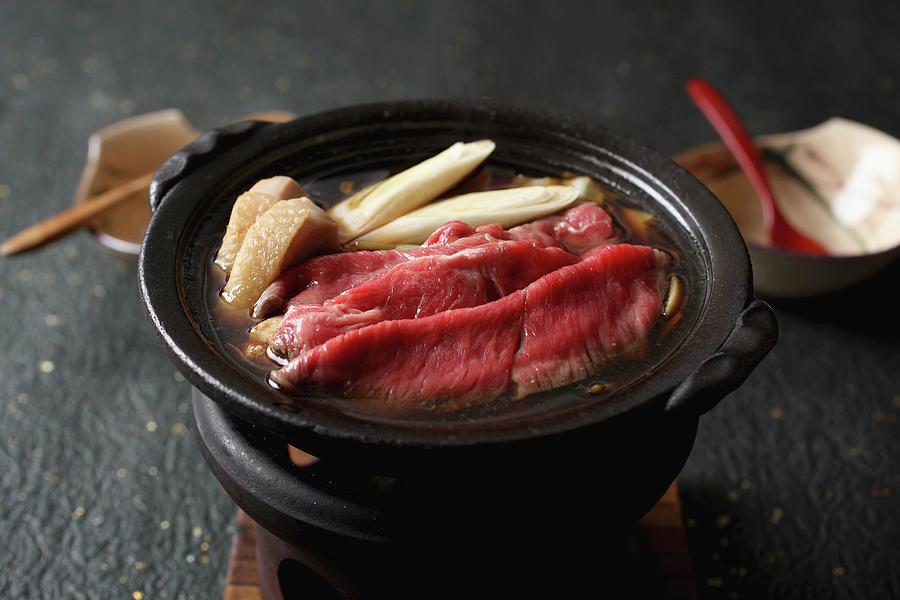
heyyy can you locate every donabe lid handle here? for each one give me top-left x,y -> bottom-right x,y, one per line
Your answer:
148,120 -> 274,213
665,300 -> 778,416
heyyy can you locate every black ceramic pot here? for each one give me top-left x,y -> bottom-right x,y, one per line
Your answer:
139,100 -> 777,553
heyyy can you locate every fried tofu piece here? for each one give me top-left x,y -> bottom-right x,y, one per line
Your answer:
215,176 -> 308,274
222,198 -> 338,309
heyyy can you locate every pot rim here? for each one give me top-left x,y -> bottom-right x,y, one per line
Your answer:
139,98 -> 753,460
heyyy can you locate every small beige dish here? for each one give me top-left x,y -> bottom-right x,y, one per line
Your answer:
74,109 -> 200,255
73,109 -> 297,256
676,117 -> 900,297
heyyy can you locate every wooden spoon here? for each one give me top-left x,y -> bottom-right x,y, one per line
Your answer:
1,110 -> 296,256
686,77 -> 829,255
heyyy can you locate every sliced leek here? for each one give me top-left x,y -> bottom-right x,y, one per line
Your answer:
620,206 -> 656,239
215,176 -> 308,274
223,198 -> 338,309
512,175 -> 605,204
562,176 -> 605,204
351,185 -> 579,249
328,140 -> 495,241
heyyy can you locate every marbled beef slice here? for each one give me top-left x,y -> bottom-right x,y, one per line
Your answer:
270,244 -> 667,409
270,241 -> 577,359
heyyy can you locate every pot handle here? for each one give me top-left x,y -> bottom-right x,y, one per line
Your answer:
149,119 -> 274,213
665,299 -> 777,416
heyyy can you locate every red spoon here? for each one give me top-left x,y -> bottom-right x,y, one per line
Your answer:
686,77 -> 829,255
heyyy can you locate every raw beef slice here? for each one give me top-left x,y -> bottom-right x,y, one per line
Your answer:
270,294 -> 525,409
254,203 -> 614,318
253,221 -> 502,318
270,244 -> 668,409
509,201 -> 615,254
424,203 -> 614,253
269,241 -> 577,359
512,243 -> 668,397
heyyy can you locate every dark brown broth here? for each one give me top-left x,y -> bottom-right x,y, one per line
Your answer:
206,165 -> 692,424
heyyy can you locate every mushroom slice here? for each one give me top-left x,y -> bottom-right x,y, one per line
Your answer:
248,315 -> 284,345
620,206 -> 656,240
328,140 -> 495,241
215,176 -> 308,274
222,198 -> 338,309
243,315 -> 285,361
351,185 -> 579,249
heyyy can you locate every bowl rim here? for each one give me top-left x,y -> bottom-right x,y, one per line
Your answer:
139,98 -> 752,460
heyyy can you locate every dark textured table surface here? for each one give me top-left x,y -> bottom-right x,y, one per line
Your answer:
2,1 -> 898,598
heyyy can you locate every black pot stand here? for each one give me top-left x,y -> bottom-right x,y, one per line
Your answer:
195,390 -> 700,599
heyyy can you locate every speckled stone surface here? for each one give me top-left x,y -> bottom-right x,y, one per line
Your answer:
1,1 -> 898,598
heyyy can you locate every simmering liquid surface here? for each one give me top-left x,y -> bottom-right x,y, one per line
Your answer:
205,165 -> 697,425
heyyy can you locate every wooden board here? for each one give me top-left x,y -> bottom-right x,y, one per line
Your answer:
637,483 -> 698,599
224,482 -> 695,599
224,510 -> 263,600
